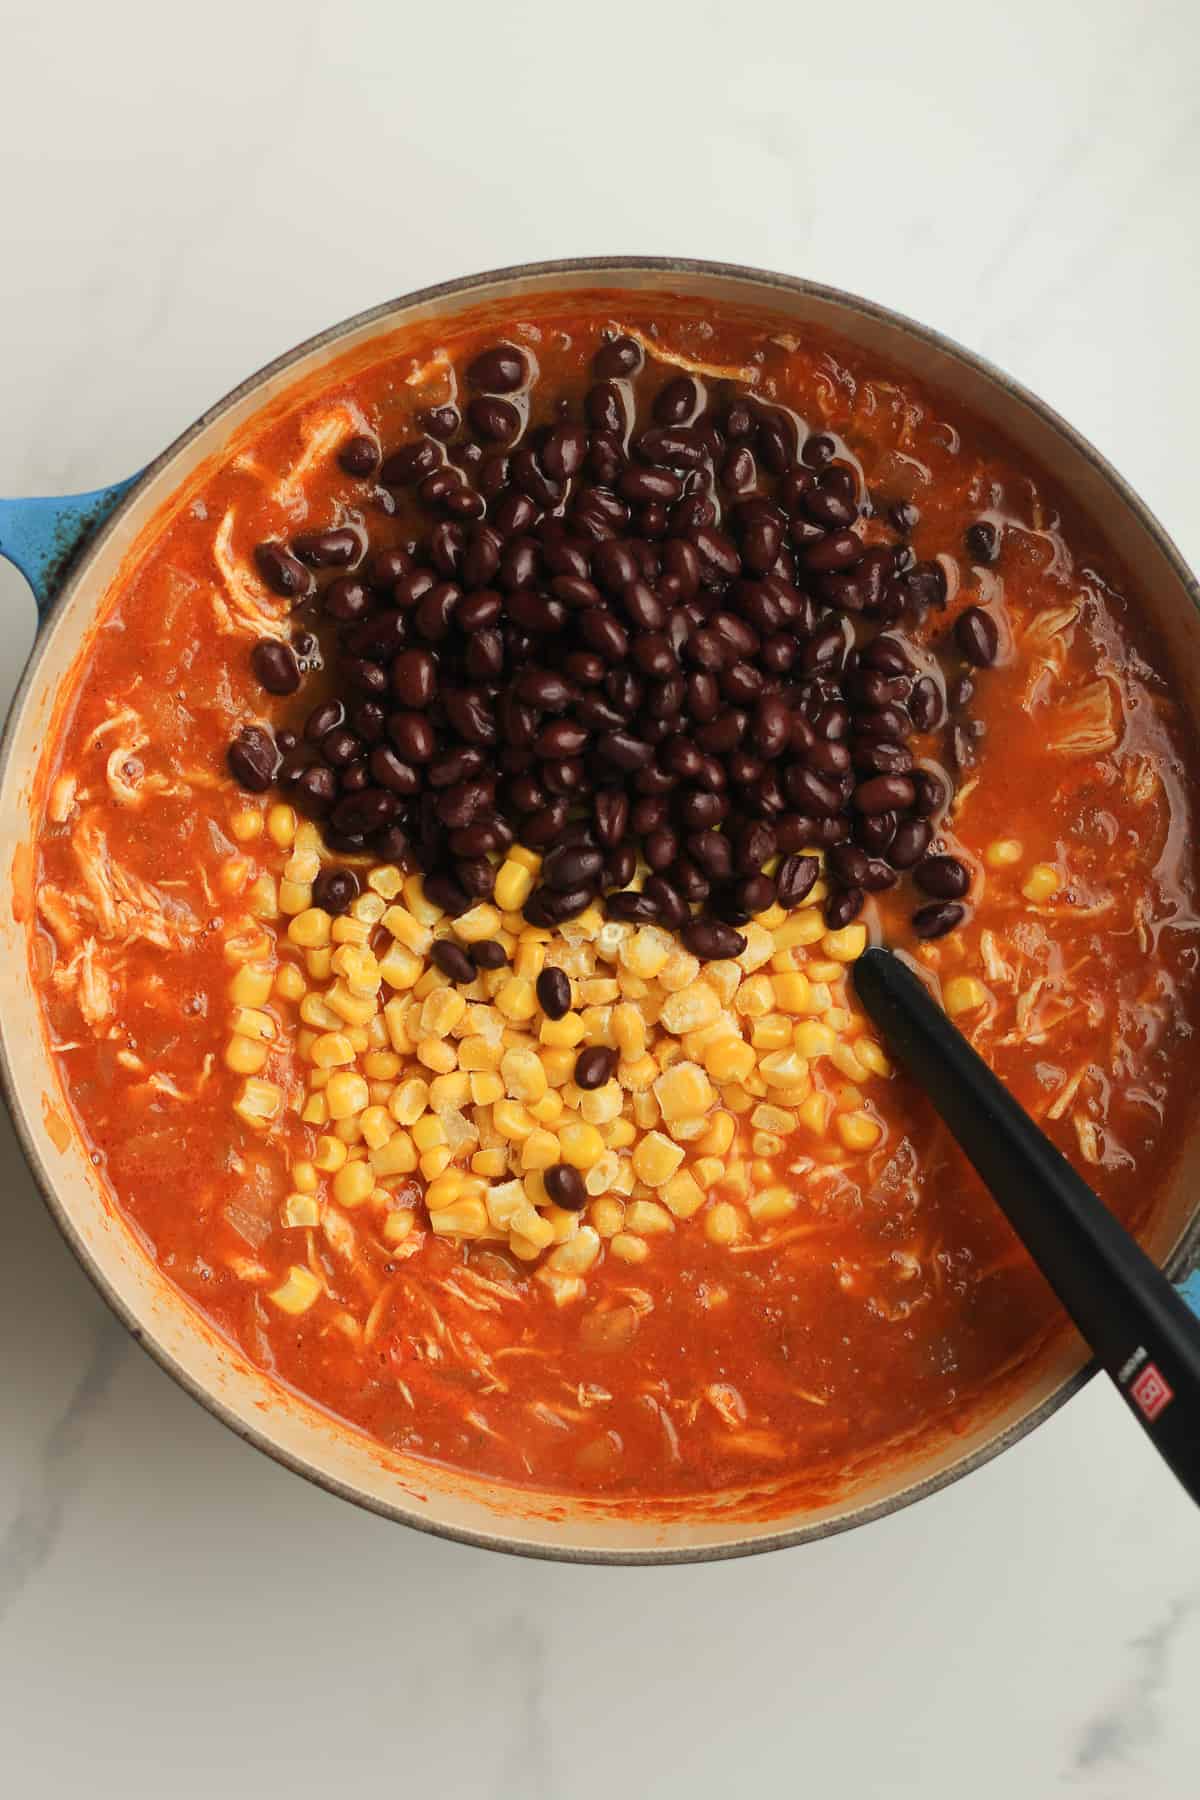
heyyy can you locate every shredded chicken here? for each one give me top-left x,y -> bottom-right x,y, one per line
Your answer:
47,774 -> 79,824
37,884 -> 84,955
210,508 -> 290,642
71,813 -> 194,948
615,325 -> 759,384
1046,678 -> 1121,755
271,406 -> 360,513
50,937 -> 114,1028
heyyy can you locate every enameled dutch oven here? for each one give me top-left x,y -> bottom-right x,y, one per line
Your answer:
3,258 -> 1199,1562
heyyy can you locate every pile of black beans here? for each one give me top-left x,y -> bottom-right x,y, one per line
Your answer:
229,334 -> 1000,940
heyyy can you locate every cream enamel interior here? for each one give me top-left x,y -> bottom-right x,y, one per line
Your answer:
4,259 -> 1200,1561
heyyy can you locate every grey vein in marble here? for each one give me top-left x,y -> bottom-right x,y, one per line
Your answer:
1071,1591 -> 1199,1780
0,1319 -> 127,1623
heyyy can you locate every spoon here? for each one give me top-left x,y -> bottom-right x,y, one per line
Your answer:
852,945 -> 1200,1506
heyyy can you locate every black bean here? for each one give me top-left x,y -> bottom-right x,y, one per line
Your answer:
523,801 -> 570,845
339,435 -> 380,476
825,887 -> 864,928
468,395 -> 522,444
369,747 -> 420,794
965,520 -> 1000,565
580,612 -> 630,663
854,774 -> 916,814
467,343 -> 528,392
380,439 -> 442,487
322,728 -> 361,769
776,853 -> 819,909
419,406 -> 460,441
310,868 -> 359,915
915,855 -> 971,900
471,940 -> 508,970
227,725 -> 279,792
913,900 -> 965,940
543,845 -> 604,892
387,712 -> 436,763
592,335 -> 642,378
955,606 -> 999,667
533,965 -> 570,1020
654,376 -> 701,425
542,424 -> 589,481
888,817 -> 932,868
254,542 -> 311,599
251,639 -> 301,695
292,527 -> 362,568
681,917 -> 746,960
432,940 -> 476,984
909,675 -> 944,732
888,500 -> 919,535
544,1163 -> 586,1211
575,1045 -> 618,1090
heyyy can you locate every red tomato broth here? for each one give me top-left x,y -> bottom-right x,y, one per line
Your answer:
28,291 -> 1200,1506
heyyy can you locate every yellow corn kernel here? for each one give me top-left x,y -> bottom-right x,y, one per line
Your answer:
310,1031 -> 354,1069
458,1034 -> 503,1072
625,1199 -> 675,1236
944,975 -> 989,1017
430,1197 -> 489,1238
411,1114 -> 447,1151
985,838 -> 1024,869
451,903 -> 502,944
558,1119 -> 605,1170
420,987 -> 467,1037
326,1071 -> 369,1119
495,975 -> 537,1022
287,1160 -> 317,1196
1023,862 -> 1060,902
424,1170 -> 465,1211
428,1072 -> 470,1112
620,927 -> 672,980
301,1093 -> 328,1126
692,1156 -> 725,1190
653,1061 -> 714,1121
755,902 -> 786,929
611,1002 -> 647,1061
229,807 -> 264,844
362,1050 -> 401,1082
281,1192 -> 321,1229
513,937 -> 547,982
305,948 -> 334,983
837,1111 -> 882,1152
379,904 -> 433,957
332,1160 -> 374,1209
511,1207 -> 556,1253
401,874 -> 442,925
752,1014 -> 793,1051
229,961 -> 274,1008
472,1147 -> 509,1178
702,1037 -> 756,1084
603,1116 -> 637,1149
358,1106 -> 392,1151
351,892 -> 385,927
662,1169 -> 705,1220
855,1038 -> 892,1079
752,1131 -> 784,1158
659,981 -> 722,1036
830,1041 -> 870,1085
617,1052 -> 658,1093
416,1037 -> 457,1074
631,1131 -> 684,1187
735,973 -> 776,1019
268,1265 -> 322,1315
494,859 -> 535,911
705,1201 -> 744,1246
590,1196 -> 625,1237
584,1150 -> 619,1196
748,1184 -> 797,1224
378,940 -> 423,992
821,924 -> 868,963
545,1226 -> 601,1276
773,972 -> 814,1015
313,1136 -> 348,1174
506,845 -> 540,873
285,907 -> 332,951
418,1145 -> 451,1180
370,1131 -> 417,1176
632,1089 -> 660,1131
501,1046 -> 548,1104
277,877 -> 311,917
270,962 -> 304,1004
385,1077 -> 426,1127
721,1082 -> 754,1114
225,1034 -> 269,1075
609,1231 -> 649,1264
469,1070 -> 505,1106
759,1049 -> 809,1088
751,1105 -> 794,1138
539,1011 -> 586,1049
493,1099 -> 535,1142
381,1208 -> 416,1246
331,916 -> 371,948
367,864 -> 404,901
529,1090 -> 564,1125
576,1081 -> 621,1127
793,1018 -> 837,1061
520,1128 -> 561,1172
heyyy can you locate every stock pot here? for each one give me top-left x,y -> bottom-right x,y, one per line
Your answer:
3,258 -> 1199,1561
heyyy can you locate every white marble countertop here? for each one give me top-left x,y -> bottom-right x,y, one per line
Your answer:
2,2 -> 1199,1793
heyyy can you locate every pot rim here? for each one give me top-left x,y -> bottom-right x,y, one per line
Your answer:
5,255 -> 1199,1563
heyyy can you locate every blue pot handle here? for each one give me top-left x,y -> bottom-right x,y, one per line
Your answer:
0,472 -> 144,616
1181,1268 -> 1200,1321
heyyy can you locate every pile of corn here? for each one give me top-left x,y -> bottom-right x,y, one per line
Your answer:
220,805 -> 892,1314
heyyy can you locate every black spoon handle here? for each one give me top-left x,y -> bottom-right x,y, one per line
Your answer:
853,945 -> 1200,1506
